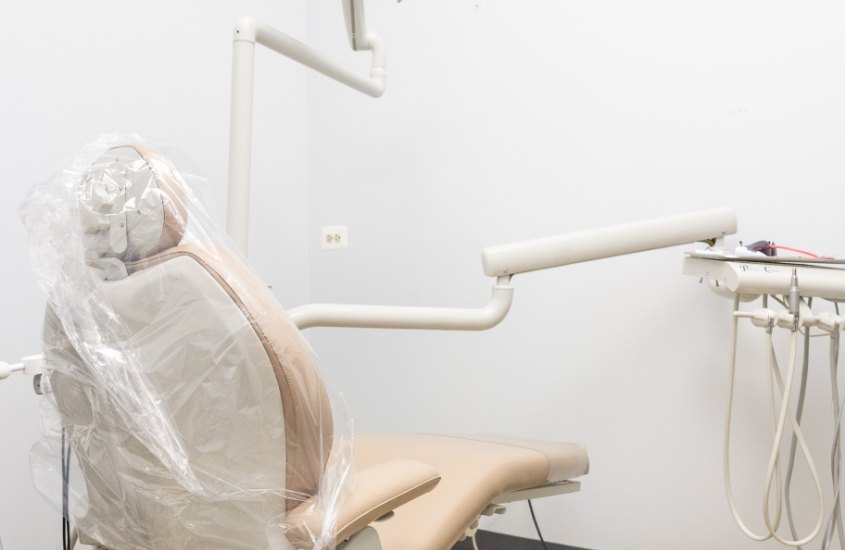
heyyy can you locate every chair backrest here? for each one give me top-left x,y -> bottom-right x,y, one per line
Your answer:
41,144 -> 334,549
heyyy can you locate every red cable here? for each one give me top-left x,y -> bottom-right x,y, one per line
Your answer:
759,244 -> 820,258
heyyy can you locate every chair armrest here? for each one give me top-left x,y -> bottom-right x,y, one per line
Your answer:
286,459 -> 441,545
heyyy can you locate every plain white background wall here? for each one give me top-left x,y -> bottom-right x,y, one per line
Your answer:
304,1 -> 845,549
3,1 -> 845,549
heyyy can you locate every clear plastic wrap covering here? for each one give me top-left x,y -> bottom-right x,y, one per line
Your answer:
21,134 -> 352,549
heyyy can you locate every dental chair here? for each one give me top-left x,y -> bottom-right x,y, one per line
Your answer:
27,141 -> 589,550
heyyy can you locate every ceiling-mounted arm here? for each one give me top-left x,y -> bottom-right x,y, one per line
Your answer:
343,0 -> 371,52
227,5 -> 386,255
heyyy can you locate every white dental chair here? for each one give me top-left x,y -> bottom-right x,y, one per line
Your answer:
29,141 -> 589,550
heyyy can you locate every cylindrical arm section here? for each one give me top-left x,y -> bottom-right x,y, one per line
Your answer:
289,284 -> 513,330
227,39 -> 257,255
249,18 -> 385,98
481,207 -> 737,277
226,16 -> 386,255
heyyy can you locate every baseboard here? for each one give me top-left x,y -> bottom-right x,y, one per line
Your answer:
451,529 -> 591,550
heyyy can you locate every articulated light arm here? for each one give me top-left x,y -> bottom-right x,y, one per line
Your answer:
481,207 -> 737,276
227,14 -> 386,255
290,278 -> 514,331
234,17 -> 386,97
289,207 -> 738,330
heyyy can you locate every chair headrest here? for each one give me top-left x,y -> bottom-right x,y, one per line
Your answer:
78,144 -> 188,262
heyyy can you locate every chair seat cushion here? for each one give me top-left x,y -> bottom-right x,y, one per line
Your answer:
353,434 -> 588,550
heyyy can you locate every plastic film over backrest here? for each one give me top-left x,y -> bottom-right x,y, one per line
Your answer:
21,134 -> 350,549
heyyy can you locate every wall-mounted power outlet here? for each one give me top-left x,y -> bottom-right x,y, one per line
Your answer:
321,225 -> 348,250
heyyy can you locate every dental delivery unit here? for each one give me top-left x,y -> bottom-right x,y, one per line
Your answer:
3,1 -> 845,549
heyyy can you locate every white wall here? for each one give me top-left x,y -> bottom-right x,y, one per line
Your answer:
304,1 -> 845,549
4,1 -> 845,549
0,2 -> 310,548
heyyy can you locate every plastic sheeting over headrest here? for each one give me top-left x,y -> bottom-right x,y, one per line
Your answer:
78,144 -> 188,262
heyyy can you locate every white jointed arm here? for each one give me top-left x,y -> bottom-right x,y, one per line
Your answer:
481,207 -> 737,276
290,279 -> 513,331
227,13 -> 386,255
0,355 -> 43,380
289,207 -> 738,330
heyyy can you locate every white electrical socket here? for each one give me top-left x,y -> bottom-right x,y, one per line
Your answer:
321,225 -> 348,250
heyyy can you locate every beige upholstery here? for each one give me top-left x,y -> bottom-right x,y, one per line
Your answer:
130,243 -> 334,509
448,435 -> 589,483
353,434 -> 589,550
46,144 -> 590,549
285,459 -> 441,547
49,256 -> 289,549
55,239 -> 589,549
127,246 -> 589,549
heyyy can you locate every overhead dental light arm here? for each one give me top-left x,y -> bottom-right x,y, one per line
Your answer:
289,207 -> 737,330
342,0 -> 370,52
228,1 -> 386,255
290,278 -> 515,331
481,207 -> 737,277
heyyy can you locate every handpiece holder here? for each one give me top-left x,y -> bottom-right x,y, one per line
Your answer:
289,207 -> 738,330
683,254 -> 845,300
